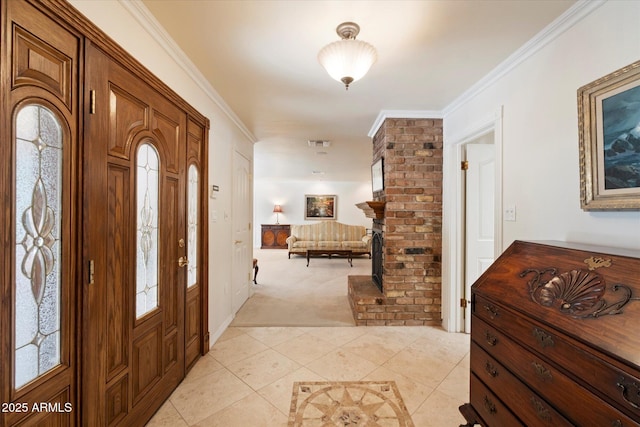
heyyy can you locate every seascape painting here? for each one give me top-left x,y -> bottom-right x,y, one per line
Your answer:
578,59 -> 640,210
601,85 -> 640,190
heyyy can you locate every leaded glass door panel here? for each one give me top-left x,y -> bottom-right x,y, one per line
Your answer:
1,1 -> 79,425
185,118 -> 207,371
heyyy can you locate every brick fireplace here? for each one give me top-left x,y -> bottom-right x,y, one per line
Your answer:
348,118 -> 443,326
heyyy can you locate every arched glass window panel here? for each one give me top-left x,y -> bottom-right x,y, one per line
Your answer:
136,143 -> 160,318
187,164 -> 198,288
14,104 -> 63,389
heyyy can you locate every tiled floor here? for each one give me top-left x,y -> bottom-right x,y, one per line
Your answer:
146,325 -> 470,426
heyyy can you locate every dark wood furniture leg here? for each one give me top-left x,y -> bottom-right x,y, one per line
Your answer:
458,403 -> 481,426
252,258 -> 258,284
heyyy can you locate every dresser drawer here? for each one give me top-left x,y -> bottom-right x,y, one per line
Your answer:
471,342 -> 573,427
470,373 -> 524,427
474,294 -> 640,420
473,316 -> 639,426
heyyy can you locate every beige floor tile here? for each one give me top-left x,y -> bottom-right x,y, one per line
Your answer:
298,326 -> 368,346
169,368 -> 254,425
191,393 -> 288,427
459,350 -> 471,369
257,367 -> 327,415
272,332 -> 338,365
342,332 -> 409,365
216,326 -> 246,342
363,366 -> 435,415
364,326 -> 425,347
183,353 -> 225,384
383,346 -> 458,389
146,400 -> 188,427
410,332 -> 470,363
305,348 -> 379,381
240,326 -> 306,346
208,333 -> 269,367
411,389 -> 468,427
226,348 -> 301,390
437,361 -> 471,402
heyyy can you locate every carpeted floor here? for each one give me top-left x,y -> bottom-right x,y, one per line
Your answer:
288,381 -> 414,427
231,248 -> 372,327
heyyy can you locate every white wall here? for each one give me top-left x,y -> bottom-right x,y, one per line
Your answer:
253,179 -> 373,245
69,0 -> 255,344
444,1 -> 640,252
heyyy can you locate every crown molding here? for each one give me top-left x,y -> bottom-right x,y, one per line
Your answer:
119,0 -> 257,143
442,0 -> 605,118
368,110 -> 443,138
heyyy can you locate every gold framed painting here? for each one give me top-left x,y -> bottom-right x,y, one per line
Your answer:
304,194 -> 336,220
578,59 -> 640,210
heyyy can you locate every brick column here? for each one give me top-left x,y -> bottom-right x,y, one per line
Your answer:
349,118 -> 442,325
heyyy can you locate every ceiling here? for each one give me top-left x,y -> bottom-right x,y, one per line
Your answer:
141,0 -> 575,182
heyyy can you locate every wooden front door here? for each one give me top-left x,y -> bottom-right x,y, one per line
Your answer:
82,42 -> 187,426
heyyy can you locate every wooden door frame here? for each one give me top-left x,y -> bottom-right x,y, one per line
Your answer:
197,120 -> 210,355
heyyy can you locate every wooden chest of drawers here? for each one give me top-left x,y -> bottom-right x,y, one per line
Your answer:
460,240 -> 640,427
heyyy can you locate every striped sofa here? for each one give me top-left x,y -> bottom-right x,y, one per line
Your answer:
286,221 -> 371,258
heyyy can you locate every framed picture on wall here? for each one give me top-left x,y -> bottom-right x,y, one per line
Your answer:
372,158 -> 384,192
304,194 -> 336,220
578,59 -> 640,210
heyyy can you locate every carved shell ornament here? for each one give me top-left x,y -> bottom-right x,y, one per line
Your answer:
520,268 -> 635,318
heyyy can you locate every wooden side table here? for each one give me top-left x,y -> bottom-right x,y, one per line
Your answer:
261,224 -> 290,249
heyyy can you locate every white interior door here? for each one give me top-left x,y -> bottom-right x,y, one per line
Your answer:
464,142 -> 495,331
232,151 -> 252,313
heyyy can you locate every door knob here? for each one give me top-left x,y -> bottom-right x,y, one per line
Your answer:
178,256 -> 188,267
234,240 -> 242,244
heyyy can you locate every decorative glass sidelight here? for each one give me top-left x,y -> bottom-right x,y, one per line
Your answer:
136,143 -> 160,318
187,165 -> 198,288
14,105 -> 63,389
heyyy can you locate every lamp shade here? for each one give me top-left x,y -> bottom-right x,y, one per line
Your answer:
273,205 -> 283,213
318,39 -> 377,89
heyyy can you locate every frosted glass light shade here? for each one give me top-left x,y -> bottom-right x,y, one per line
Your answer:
318,39 -> 377,88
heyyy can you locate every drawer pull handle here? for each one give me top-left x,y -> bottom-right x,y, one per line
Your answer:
532,327 -> 555,348
532,362 -> 553,381
483,396 -> 497,414
484,361 -> 498,378
616,377 -> 640,409
484,304 -> 499,319
484,330 -> 498,346
611,420 -> 622,427
530,396 -> 552,422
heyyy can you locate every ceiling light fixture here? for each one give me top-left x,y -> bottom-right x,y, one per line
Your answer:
308,140 -> 331,148
318,22 -> 377,90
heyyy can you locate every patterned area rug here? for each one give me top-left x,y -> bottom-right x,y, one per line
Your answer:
288,381 -> 415,426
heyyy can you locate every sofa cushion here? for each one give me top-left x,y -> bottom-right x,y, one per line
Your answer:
292,240 -> 317,248
317,241 -> 342,248
341,241 -> 367,249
